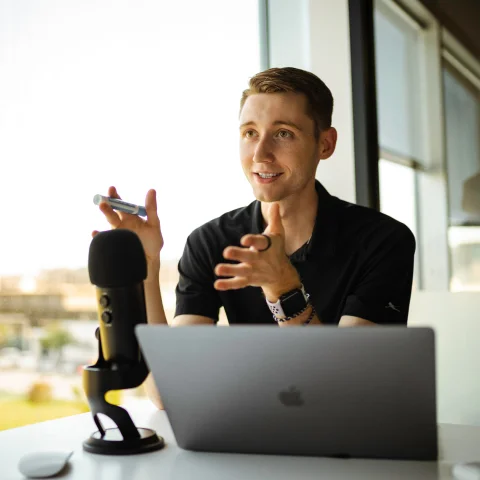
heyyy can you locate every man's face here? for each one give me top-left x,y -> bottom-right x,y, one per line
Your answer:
239,92 -> 325,203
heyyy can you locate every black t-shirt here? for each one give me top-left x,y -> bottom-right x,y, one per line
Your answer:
175,180 -> 416,325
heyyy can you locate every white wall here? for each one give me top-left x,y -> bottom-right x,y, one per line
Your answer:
409,291 -> 480,426
268,0 -> 356,203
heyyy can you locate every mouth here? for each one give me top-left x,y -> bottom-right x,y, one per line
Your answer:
253,172 -> 284,184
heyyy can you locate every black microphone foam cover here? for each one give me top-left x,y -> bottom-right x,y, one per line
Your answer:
88,229 -> 147,288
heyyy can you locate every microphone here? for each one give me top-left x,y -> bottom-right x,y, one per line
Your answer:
82,229 -> 164,455
88,228 -> 147,367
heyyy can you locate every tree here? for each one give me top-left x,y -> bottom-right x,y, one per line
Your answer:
0,324 -> 10,348
39,323 -> 75,368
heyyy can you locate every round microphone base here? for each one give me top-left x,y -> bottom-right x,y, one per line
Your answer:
83,427 -> 165,455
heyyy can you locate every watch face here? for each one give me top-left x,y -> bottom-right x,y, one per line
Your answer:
281,289 -> 308,318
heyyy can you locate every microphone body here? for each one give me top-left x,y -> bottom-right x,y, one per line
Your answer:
96,284 -> 146,365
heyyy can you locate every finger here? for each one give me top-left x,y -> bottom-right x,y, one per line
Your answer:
145,189 -> 160,227
214,277 -> 249,291
99,201 -> 122,228
215,263 -> 252,278
91,230 -> 100,238
264,203 -> 284,237
107,186 -> 122,199
223,246 -> 258,263
240,234 -> 272,252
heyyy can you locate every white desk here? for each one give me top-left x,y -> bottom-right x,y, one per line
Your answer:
0,400 -> 479,480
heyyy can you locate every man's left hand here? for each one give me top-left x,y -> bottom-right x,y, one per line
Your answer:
214,203 -> 301,300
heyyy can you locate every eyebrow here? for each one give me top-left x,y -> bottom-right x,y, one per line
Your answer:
239,120 -> 304,132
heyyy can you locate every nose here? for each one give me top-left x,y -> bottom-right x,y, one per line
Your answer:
253,136 -> 274,164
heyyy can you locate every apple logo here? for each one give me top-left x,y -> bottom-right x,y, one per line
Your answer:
278,386 -> 304,407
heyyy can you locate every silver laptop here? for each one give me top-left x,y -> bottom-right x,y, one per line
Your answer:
135,325 -> 437,461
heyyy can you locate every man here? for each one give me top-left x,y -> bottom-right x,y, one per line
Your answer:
95,67 -> 416,407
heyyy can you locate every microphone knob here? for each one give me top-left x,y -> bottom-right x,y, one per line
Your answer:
99,294 -> 110,307
101,311 -> 113,325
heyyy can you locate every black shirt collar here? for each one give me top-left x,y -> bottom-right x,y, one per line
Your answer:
251,179 -> 339,262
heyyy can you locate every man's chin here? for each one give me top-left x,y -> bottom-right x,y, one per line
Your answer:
251,186 -> 285,203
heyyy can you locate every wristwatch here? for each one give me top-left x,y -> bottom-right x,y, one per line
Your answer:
266,284 -> 309,319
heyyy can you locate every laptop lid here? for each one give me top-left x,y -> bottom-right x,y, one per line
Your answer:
135,325 -> 437,460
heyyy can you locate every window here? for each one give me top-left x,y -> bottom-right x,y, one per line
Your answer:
375,0 -> 480,293
449,227 -> 480,292
378,159 -> 419,289
443,67 -> 480,227
0,0 -> 262,428
374,1 -> 425,164
443,53 -> 480,292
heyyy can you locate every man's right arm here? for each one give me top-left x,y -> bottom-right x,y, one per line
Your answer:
143,261 -> 215,409
171,315 -> 215,326
143,257 -> 215,327
143,221 -> 221,408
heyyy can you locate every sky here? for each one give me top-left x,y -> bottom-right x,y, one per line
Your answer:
0,0 -> 261,276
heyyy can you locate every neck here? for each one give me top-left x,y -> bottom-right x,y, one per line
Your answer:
261,180 -> 318,256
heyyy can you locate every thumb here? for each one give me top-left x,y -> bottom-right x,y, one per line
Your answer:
263,203 -> 285,237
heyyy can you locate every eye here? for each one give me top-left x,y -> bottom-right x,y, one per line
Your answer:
243,129 -> 257,138
276,130 -> 293,139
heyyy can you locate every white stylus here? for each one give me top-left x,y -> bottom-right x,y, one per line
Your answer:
93,195 -> 147,217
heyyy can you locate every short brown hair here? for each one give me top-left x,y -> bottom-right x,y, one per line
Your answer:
240,67 -> 334,140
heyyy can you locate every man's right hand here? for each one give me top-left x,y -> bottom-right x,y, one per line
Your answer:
92,186 -> 163,268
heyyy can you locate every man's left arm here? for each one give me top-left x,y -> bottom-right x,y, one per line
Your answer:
262,223 -> 416,327
338,316 -> 376,327
272,309 -> 376,327
338,224 -> 416,326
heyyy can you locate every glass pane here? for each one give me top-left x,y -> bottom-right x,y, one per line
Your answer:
0,0 -> 260,428
379,159 -> 420,289
443,68 -> 480,226
449,227 -> 480,292
374,6 -> 424,162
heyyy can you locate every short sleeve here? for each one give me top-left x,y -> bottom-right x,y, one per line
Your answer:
175,229 -> 222,323
341,224 -> 416,325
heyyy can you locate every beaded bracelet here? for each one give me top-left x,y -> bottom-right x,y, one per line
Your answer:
303,305 -> 316,326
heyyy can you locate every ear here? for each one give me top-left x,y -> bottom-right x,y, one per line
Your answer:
318,127 -> 337,160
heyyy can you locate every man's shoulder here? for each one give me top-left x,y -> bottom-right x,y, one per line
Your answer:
333,197 -> 415,250
187,201 -> 257,246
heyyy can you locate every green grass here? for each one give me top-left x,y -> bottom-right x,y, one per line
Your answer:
0,398 -> 90,431
0,390 -> 19,401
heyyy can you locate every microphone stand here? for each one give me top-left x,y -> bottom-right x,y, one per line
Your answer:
82,328 -> 165,455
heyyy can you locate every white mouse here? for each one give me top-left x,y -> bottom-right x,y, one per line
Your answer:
18,450 -> 73,479
453,462 -> 480,480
